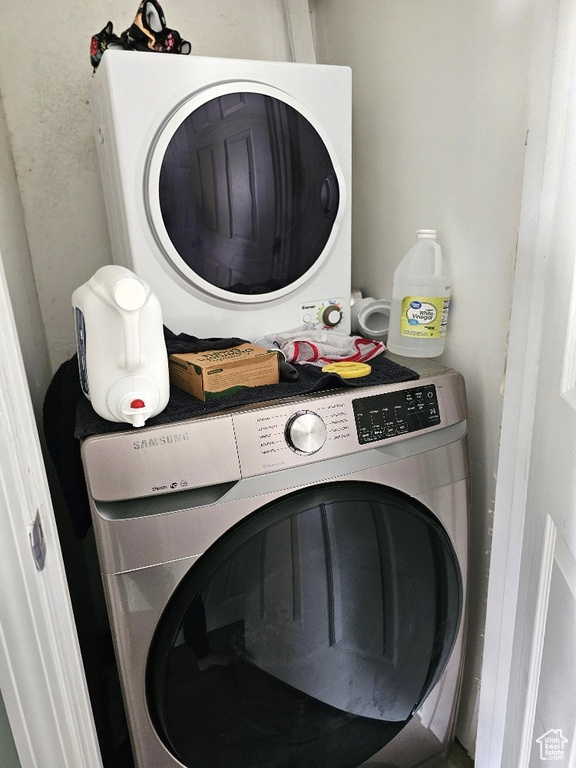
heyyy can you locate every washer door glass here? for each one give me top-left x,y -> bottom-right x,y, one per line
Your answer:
151,90 -> 340,297
147,482 -> 462,768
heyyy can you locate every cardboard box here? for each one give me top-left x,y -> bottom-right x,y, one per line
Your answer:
169,344 -> 279,401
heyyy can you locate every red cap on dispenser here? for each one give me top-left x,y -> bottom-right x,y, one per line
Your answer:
130,399 -> 146,409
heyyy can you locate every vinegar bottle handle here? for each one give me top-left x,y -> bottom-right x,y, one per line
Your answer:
434,241 -> 442,278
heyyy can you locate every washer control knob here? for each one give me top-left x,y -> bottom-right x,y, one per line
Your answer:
321,303 -> 343,328
285,411 -> 327,455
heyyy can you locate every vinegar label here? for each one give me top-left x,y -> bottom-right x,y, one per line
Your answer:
400,296 -> 450,338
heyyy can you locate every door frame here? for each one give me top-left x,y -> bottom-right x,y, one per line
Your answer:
475,0 -> 563,765
0,254 -> 102,767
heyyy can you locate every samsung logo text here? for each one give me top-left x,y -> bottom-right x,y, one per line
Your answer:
133,432 -> 190,450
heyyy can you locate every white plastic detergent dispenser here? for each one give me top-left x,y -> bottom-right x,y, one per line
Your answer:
72,265 -> 170,428
387,230 -> 451,358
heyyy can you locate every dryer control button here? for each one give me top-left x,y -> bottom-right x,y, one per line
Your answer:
285,411 -> 327,455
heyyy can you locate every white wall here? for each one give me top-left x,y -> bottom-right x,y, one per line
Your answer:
0,0 -> 291,372
0,93 -> 52,415
311,0 -> 533,755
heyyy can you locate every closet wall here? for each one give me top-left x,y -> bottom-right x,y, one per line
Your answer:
312,0 -> 533,752
0,93 -> 51,414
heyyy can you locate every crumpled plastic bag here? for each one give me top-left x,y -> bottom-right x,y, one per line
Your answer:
259,325 -> 385,367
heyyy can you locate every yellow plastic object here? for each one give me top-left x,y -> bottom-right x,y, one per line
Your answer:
322,362 -> 372,379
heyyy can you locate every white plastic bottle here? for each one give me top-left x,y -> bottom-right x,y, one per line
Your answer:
387,230 -> 451,358
72,265 -> 169,428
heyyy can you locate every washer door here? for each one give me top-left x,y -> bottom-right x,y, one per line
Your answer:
147,482 -> 462,768
146,83 -> 343,302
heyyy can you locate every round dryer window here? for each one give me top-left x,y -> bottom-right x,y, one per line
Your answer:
145,83 -> 343,301
146,482 -> 462,768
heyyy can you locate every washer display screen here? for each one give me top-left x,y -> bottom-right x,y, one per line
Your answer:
157,92 -> 340,296
353,384 -> 441,443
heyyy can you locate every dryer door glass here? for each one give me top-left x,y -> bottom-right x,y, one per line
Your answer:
156,92 -> 340,296
147,481 -> 462,768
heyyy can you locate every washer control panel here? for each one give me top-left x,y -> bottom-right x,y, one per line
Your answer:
353,384 -> 440,444
243,385 -> 443,476
82,370 -> 465,499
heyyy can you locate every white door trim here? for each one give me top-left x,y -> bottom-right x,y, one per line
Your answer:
476,0 -> 564,765
0,255 -> 102,767
517,514 -> 557,768
283,0 -> 316,63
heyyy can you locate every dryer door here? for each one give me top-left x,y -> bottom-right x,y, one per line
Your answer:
145,84 -> 343,302
147,481 -> 462,768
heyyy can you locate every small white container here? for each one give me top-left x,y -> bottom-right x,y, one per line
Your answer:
387,230 -> 451,358
72,265 -> 169,427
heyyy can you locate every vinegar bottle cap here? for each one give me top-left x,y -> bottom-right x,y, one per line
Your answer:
417,229 -> 437,239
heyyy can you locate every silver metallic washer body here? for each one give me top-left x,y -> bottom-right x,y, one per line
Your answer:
81,356 -> 469,768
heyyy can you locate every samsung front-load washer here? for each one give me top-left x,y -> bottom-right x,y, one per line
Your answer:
81,359 -> 469,768
91,51 -> 351,339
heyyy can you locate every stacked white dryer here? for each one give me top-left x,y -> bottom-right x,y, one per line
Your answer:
92,51 -> 352,339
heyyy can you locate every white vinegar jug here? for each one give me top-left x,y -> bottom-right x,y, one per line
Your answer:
72,265 -> 169,427
387,230 -> 451,358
